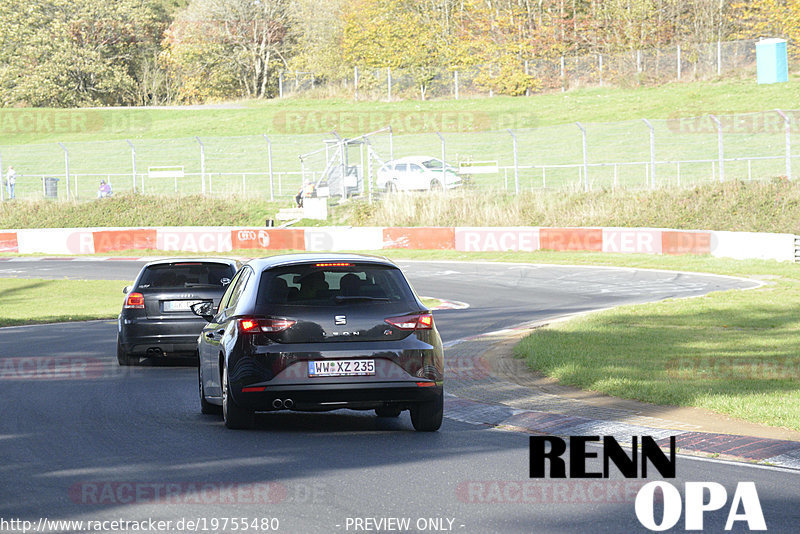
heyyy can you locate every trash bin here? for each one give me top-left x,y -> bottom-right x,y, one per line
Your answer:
44,177 -> 59,199
756,38 -> 789,84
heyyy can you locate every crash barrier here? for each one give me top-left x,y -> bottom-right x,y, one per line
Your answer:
1,226 -> 796,262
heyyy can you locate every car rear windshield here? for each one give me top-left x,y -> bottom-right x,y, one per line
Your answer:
255,263 -> 416,307
137,263 -> 234,289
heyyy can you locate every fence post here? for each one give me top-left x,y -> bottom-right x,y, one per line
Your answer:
435,132 -> 447,196
636,49 -> 642,73
560,56 -> 565,92
677,44 -> 682,81
508,129 -> 519,194
354,66 -> 359,101
126,140 -> 136,193
388,125 -> 394,161
575,122 -> 589,192
524,60 -> 530,96
776,109 -> 792,180
709,115 -> 724,182
642,119 -> 656,188
454,70 -> 459,100
387,67 -> 392,101
263,134 -> 274,200
0,151 -> 4,201
598,54 -> 604,86
58,142 -> 71,200
279,71 -> 284,98
195,136 -> 206,194
717,40 -> 722,76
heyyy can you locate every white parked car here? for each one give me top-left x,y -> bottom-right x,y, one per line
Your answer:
376,156 -> 462,192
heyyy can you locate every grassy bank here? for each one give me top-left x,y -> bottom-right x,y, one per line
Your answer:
5,180 -> 800,234
1,76 -> 798,145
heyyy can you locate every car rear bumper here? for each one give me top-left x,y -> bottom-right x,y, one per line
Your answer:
232,381 -> 443,411
119,317 -> 204,356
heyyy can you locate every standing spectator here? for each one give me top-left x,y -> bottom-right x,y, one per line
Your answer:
97,179 -> 112,199
5,166 -> 15,199
295,179 -> 315,208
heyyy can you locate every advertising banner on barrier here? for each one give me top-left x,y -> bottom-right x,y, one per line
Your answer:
661,231 -> 711,255
230,229 -> 306,250
304,227 -> 384,252
93,230 -> 157,253
383,227 -> 455,250
602,229 -> 663,254
157,228 -> 233,253
540,228 -> 603,251
15,229 -> 95,254
455,228 -> 540,252
0,232 -> 18,253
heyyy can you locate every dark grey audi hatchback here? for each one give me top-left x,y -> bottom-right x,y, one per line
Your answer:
117,258 -> 239,365
193,254 -> 444,431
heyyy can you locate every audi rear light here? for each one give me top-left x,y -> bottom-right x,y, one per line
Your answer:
314,262 -> 353,267
385,313 -> 433,330
124,292 -> 145,309
238,318 -> 296,333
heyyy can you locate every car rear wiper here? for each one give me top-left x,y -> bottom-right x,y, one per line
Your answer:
334,296 -> 390,303
184,283 -> 221,288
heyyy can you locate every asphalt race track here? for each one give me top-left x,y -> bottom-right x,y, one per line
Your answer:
1,259 -> 799,533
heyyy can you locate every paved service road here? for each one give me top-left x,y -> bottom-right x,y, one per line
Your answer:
1,259 -> 798,533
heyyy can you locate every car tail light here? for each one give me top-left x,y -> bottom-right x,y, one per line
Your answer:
238,318 -> 296,333
124,292 -> 145,309
315,263 -> 353,267
385,313 -> 433,330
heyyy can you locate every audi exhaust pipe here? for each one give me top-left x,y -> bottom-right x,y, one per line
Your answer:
283,398 -> 294,409
272,399 -> 284,409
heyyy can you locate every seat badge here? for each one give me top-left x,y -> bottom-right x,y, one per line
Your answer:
334,315 -> 347,325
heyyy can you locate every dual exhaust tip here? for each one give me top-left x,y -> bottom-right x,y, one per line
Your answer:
272,398 -> 294,410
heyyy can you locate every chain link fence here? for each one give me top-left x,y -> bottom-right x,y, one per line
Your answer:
277,39 -> 760,100
1,108 -> 796,202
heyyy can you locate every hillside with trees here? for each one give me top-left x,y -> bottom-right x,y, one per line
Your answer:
0,0 -> 794,106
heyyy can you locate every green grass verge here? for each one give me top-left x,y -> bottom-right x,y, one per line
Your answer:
0,279 -> 129,327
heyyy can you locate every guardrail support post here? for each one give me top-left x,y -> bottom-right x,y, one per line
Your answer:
575,122 -> 589,192
642,119 -> 656,188
776,109 -> 792,181
709,115 -> 724,182
58,142 -> 71,200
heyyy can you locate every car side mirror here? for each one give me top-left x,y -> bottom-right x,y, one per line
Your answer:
191,301 -> 215,322
123,286 -> 132,294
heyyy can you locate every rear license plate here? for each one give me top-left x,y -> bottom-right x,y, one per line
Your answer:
163,300 -> 201,312
308,359 -> 375,377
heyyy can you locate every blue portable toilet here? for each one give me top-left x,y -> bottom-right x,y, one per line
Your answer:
756,38 -> 789,84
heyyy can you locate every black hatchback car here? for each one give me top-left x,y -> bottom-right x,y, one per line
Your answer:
117,258 -> 239,365
193,254 -> 444,431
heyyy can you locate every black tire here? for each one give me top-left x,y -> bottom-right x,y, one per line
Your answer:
410,392 -> 443,432
116,338 -> 137,366
385,181 -> 397,193
375,406 -> 402,418
222,365 -> 253,429
199,360 -> 221,415
429,179 -> 443,191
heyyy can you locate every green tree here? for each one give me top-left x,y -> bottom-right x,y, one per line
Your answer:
0,0 -> 170,107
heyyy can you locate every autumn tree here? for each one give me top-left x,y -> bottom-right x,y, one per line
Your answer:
162,0 -> 294,102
